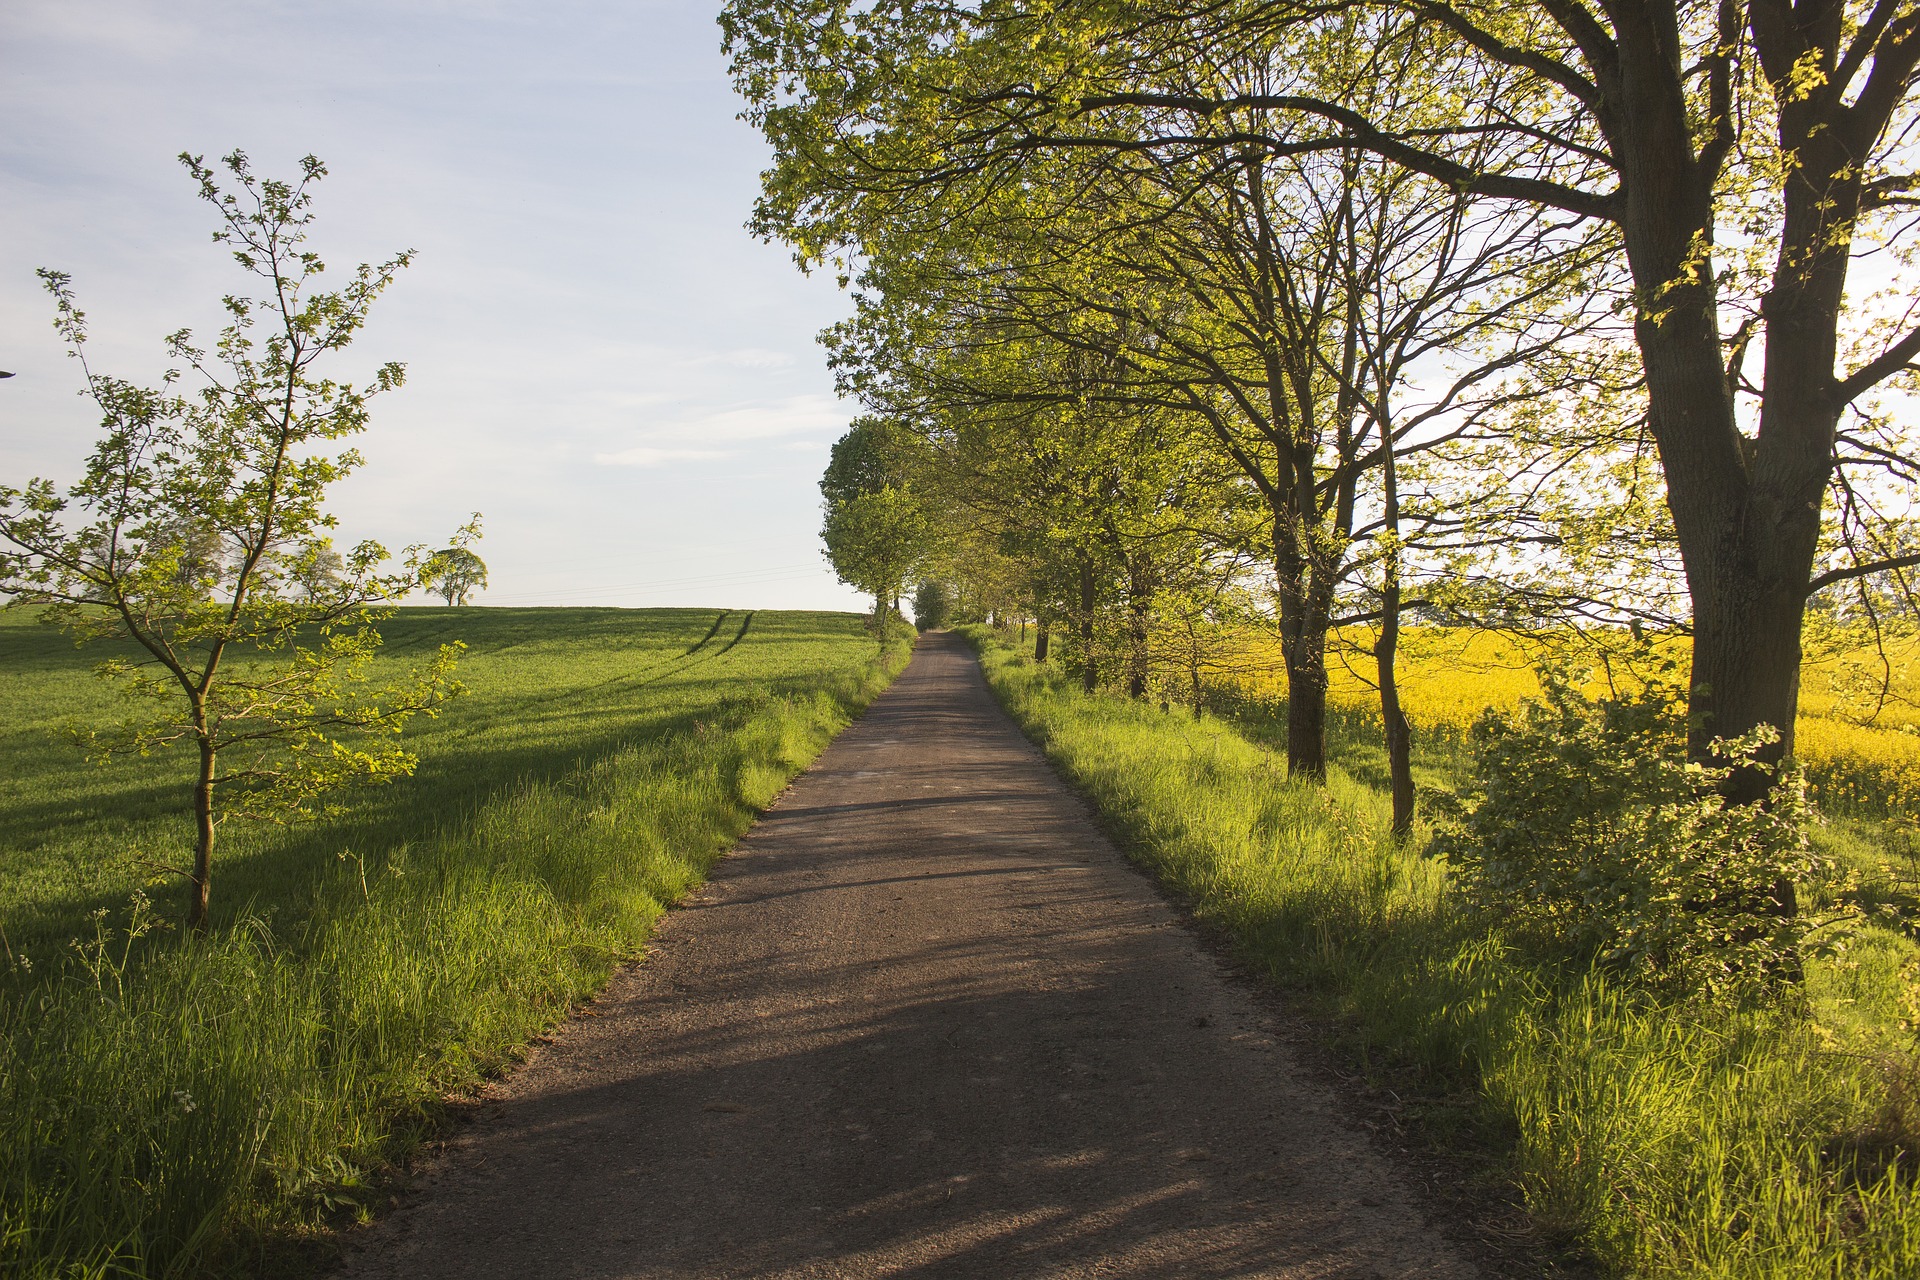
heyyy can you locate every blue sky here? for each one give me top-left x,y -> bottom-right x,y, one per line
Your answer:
0,0 -> 869,611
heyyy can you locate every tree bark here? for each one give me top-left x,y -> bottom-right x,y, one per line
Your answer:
1376,450 -> 1415,836
1274,502 -> 1331,779
1596,8 -> 1886,950
189,738 -> 216,933
1283,637 -> 1329,780
1034,623 -> 1050,662
1079,553 -> 1098,693
1607,22 -> 1842,800
1188,625 -> 1206,720
1125,553 -> 1151,699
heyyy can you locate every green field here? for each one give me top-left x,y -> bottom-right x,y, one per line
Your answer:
963,626 -> 1920,1279
0,606 -> 910,1277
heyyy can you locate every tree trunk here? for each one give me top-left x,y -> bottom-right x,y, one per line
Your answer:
1034,623 -> 1050,663
1608,21 -> 1842,793
1189,633 -> 1204,720
1126,555 -> 1151,699
1602,23 -> 1866,953
1376,450 -> 1415,836
1284,640 -> 1328,780
1622,234 -> 1825,809
1622,196 -> 1812,949
1272,496 -> 1332,778
189,739 -> 216,932
1079,554 -> 1098,694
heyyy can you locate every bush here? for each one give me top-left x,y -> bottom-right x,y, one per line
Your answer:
1438,666 -> 1821,992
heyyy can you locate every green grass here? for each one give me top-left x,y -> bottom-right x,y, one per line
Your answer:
0,605 -> 911,1277
964,626 -> 1920,1279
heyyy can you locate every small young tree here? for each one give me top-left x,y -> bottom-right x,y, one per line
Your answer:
0,151 -> 466,931
423,518 -> 487,605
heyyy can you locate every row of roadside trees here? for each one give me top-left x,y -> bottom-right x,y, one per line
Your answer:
761,0 -> 1920,934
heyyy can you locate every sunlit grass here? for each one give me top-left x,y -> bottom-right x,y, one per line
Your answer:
0,606 -> 910,1277
969,626 -> 1920,1279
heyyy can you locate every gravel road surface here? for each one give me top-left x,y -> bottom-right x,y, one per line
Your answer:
337,632 -> 1479,1279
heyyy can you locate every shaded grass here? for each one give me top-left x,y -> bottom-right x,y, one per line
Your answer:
0,607 -> 911,1277
966,628 -> 1920,1279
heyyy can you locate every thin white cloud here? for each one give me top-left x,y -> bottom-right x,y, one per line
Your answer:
721,348 -> 795,369
593,446 -> 736,467
635,393 -> 850,444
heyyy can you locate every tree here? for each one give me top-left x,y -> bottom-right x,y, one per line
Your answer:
424,516 -> 487,605
763,44 -> 1599,778
0,151 -> 466,931
820,418 -> 932,622
822,485 -> 928,622
725,0 -> 1920,800
912,578 -> 952,629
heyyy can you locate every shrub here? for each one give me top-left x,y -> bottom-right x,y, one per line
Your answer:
1438,666 -> 1821,992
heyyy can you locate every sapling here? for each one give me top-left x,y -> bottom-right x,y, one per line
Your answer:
0,151 -> 468,930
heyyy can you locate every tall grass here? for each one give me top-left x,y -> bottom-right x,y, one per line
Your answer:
0,608 -> 910,1277
967,629 -> 1920,1278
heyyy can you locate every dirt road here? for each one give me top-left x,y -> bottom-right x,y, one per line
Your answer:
338,633 -> 1478,1279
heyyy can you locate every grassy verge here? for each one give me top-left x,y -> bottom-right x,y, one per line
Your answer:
0,607 -> 912,1277
962,626 -> 1920,1279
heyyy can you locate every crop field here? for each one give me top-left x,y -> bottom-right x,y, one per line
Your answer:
1208,626 -> 1920,820
0,606 -> 909,1277
970,627 -> 1920,1279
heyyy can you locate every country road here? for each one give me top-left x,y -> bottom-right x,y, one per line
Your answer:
338,632 -> 1478,1279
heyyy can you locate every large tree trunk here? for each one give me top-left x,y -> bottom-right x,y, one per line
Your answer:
1034,622 -> 1050,663
1623,181 -> 1813,941
1607,15 -> 1855,797
1282,634 -> 1329,780
1604,18 -> 1871,950
1628,272 -> 1816,790
1273,503 -> 1330,778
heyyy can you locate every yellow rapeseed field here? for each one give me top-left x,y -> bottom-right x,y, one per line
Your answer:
1212,626 -> 1920,818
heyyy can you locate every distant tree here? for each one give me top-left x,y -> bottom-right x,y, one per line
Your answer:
820,417 -> 932,622
300,542 -> 347,602
423,517 -> 487,605
912,578 -> 951,630
0,151 -> 466,931
822,483 -> 928,623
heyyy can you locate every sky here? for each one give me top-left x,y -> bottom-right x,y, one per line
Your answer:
0,0 -> 871,611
